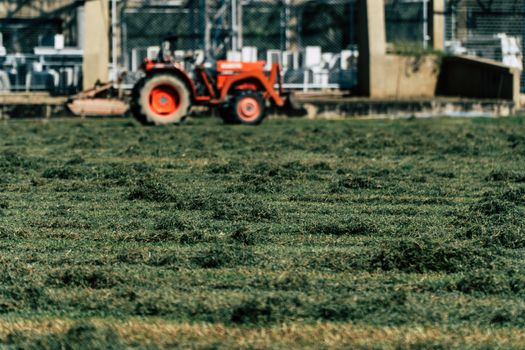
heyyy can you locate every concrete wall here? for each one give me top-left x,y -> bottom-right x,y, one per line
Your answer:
358,0 -> 441,99
430,0 -> 445,51
367,54 -> 521,103
357,0 -> 387,97
438,56 -> 521,105
83,0 -> 109,89
375,55 -> 440,98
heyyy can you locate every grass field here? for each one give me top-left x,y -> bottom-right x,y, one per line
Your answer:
0,116 -> 524,349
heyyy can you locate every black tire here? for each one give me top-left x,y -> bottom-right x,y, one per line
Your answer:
225,90 -> 267,125
131,77 -> 147,124
218,104 -> 231,122
131,74 -> 190,125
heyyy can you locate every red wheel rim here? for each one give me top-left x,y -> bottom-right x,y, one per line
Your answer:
236,97 -> 261,122
149,85 -> 179,116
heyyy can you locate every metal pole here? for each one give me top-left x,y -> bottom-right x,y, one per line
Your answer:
285,0 -> 291,51
522,0 -> 525,92
189,1 -> 195,50
451,2 -> 456,42
238,0 -> 243,50
280,1 -> 285,51
203,0 -> 211,58
77,6 -> 85,49
423,0 -> 429,49
122,12 -> 128,70
111,0 -> 118,81
349,0 -> 354,49
232,0 -> 238,52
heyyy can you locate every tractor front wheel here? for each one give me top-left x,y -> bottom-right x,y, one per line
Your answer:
131,74 -> 190,125
223,90 -> 267,125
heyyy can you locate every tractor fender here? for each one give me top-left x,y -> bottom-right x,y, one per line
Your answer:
220,72 -> 285,107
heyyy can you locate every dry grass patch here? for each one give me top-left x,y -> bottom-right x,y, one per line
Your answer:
1,319 -> 525,349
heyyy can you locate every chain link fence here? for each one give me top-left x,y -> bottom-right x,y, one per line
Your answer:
444,0 -> 525,91
122,0 -> 360,90
121,0 -> 432,90
385,0 -> 430,47
0,2 -> 83,94
0,0 -> 522,94
0,0 -> 439,94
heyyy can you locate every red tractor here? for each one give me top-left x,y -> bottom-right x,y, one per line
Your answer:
131,48 -> 291,126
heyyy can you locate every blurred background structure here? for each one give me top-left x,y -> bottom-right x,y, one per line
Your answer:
0,0 -> 522,95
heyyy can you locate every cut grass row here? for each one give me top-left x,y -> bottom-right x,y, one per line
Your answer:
0,116 -> 524,347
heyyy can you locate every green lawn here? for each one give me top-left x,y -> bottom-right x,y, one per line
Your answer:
0,116 -> 524,349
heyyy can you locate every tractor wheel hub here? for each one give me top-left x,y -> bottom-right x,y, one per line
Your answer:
149,86 -> 180,116
237,97 -> 260,121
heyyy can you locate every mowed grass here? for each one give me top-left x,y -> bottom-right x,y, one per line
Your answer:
0,116 -> 524,349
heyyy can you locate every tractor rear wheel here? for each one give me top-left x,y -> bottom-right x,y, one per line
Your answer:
224,90 -> 267,125
131,74 -> 190,125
